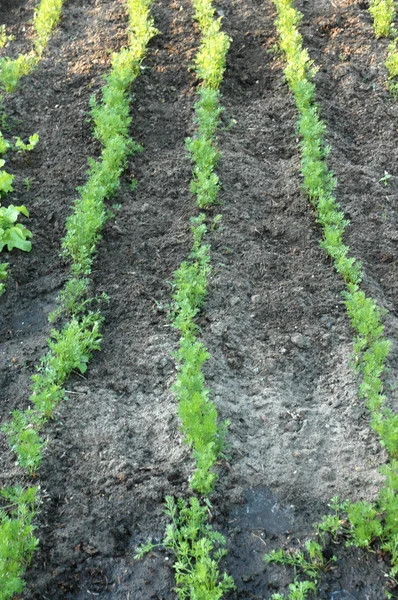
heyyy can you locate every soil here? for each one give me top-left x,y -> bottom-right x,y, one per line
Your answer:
0,0 -> 397,598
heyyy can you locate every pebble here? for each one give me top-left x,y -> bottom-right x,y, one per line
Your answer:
320,314 -> 334,329
290,333 -> 310,348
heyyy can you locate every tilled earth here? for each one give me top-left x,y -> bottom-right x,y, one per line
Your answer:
0,0 -> 397,598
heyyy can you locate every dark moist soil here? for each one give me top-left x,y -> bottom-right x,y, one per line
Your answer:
0,0 -> 397,598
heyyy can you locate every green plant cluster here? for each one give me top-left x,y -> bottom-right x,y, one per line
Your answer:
386,38 -> 398,97
59,0 -> 157,318
0,486 -> 39,600
171,215 -> 227,494
0,1 -> 157,596
0,202 -> 32,295
151,1 -> 235,597
169,0 -> 229,495
0,262 -> 7,295
33,0 -> 63,57
0,204 -> 32,253
273,0 -> 395,458
0,129 -> 36,295
367,0 -> 398,96
263,497 -> 344,599
369,0 -> 396,38
15,133 -> 39,153
186,1 -> 230,207
269,0 -> 398,595
339,462 -> 398,582
0,0 -> 64,92
265,543 -> 320,600
2,313 -> 103,473
266,490 -> 398,598
0,25 -> 14,51
136,496 -> 235,599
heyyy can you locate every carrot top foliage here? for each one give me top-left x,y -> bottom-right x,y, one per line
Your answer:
0,0 -> 64,92
270,0 -> 398,597
0,1 -> 157,597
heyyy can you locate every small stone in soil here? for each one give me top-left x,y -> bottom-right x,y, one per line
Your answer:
290,333 -> 310,348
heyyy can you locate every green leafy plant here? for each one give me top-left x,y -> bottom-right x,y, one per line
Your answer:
136,496 -> 235,600
269,580 -> 317,600
170,215 -> 228,493
2,312 -> 103,472
2,410 -> 45,475
0,132 -> 10,155
33,0 -> 63,57
185,18 -> 230,208
315,496 -> 349,544
0,486 -> 39,600
379,171 -> 392,186
0,159 -> 14,195
264,541 -> 328,600
136,3 -> 233,598
0,204 -> 32,252
369,0 -> 396,38
166,0 -> 230,494
0,0 -> 64,92
14,133 -> 39,153
273,0 -> 394,466
0,261 -> 7,295
345,501 -> 383,547
0,54 -> 35,93
386,40 -> 398,97
265,540 -> 332,581
0,25 -> 14,50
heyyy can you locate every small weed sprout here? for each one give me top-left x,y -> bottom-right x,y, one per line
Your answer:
0,132 -> 10,155
315,496 -> 349,544
379,171 -> 392,186
0,25 -> 14,50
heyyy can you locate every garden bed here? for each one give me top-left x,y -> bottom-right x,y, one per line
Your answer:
1,0 -> 398,597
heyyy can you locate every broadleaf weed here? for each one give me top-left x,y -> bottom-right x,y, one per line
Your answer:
0,204 -> 32,252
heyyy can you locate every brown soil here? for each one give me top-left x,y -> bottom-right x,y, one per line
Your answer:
0,0 -> 397,598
